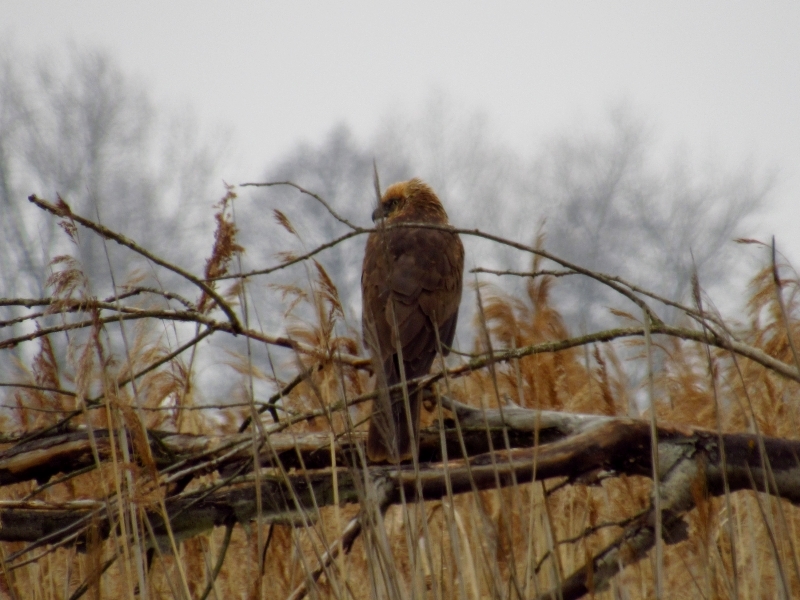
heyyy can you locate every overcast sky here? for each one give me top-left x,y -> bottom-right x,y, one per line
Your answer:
5,2 -> 800,262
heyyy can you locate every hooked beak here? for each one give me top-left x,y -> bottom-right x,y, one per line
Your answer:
371,205 -> 384,222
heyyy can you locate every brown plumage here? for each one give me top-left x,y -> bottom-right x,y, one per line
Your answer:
361,178 -> 464,463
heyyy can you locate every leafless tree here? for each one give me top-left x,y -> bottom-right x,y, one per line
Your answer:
0,43 -> 227,383
251,97 -> 771,340
529,105 -> 772,330
0,43 -> 226,296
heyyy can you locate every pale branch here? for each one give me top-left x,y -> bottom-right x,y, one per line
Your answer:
0,401 -> 292,414
0,287 -> 196,327
107,285 -> 197,310
437,322 -> 800,384
0,428 -> 348,488
1,298 -> 64,308
239,327 -> 369,368
438,395 -> 614,435
28,194 -> 243,332
2,302 -> 196,330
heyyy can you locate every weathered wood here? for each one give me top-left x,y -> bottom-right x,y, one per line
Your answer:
4,396 -> 800,600
2,410 -> 800,555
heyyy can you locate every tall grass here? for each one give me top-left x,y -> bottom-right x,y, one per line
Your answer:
1,191 -> 799,599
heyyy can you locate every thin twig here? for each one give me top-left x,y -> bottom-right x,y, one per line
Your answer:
471,267 -> 575,279
67,554 -> 118,600
0,287 -> 196,327
209,228 -> 366,281
198,521 -> 235,600
0,308 -> 213,350
0,382 -> 76,397
772,237 -> 800,376
471,263 -> 730,333
692,262 -> 740,600
28,194 -> 242,332
285,486 -> 392,600
238,364 -> 319,432
241,180 -> 361,231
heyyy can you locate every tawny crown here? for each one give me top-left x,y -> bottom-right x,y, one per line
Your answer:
372,178 -> 449,224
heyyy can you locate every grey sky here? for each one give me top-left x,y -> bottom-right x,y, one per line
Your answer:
5,1 -> 800,260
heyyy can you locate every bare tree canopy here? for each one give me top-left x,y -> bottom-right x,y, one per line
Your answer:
0,43 -> 226,302
253,97 -> 770,335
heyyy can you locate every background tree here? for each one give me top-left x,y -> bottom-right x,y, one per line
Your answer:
529,106 -> 771,330
251,96 -> 771,341
0,43 -> 226,300
0,43 -> 227,389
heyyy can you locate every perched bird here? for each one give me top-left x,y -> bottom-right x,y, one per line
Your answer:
361,179 -> 464,463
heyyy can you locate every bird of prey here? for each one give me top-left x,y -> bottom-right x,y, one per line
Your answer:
361,178 -> 464,463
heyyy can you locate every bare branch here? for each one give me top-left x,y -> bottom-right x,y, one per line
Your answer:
241,180 -> 362,231
28,194 -> 242,332
209,228 -> 366,281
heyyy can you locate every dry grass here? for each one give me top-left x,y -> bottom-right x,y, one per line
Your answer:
2,192 -> 800,599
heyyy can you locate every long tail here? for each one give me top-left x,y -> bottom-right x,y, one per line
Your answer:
366,381 -> 421,464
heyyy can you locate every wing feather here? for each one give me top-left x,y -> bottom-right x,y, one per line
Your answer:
362,183 -> 464,463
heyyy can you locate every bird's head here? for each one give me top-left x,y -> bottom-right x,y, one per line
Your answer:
372,178 -> 449,224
